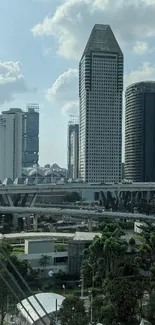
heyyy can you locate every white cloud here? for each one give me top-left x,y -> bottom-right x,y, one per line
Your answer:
43,47 -> 53,56
45,68 -> 79,114
132,41 -> 151,54
61,100 -> 79,115
45,68 -> 78,102
32,0 -> 155,59
132,40 -> 155,54
0,61 -> 28,104
125,62 -> 155,89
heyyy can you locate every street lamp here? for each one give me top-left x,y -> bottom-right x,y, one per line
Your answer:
88,263 -> 95,289
88,263 -> 95,325
79,271 -> 84,299
88,289 -> 93,325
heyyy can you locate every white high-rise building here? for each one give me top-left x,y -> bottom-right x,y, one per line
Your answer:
0,108 -> 23,181
79,24 -> 123,183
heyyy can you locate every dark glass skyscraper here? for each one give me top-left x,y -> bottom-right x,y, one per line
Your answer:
125,81 -> 155,182
22,104 -> 39,167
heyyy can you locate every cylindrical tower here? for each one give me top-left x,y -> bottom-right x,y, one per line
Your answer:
125,81 -> 155,182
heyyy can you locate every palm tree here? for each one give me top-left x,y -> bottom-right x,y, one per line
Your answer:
39,255 -> 50,279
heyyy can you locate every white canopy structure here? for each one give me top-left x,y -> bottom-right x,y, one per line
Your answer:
17,292 -> 65,325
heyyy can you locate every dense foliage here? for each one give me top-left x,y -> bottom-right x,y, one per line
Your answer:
79,220 -> 155,325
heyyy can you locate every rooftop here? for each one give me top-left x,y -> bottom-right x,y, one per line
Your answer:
81,24 -> 122,59
73,231 -> 101,241
0,231 -> 102,241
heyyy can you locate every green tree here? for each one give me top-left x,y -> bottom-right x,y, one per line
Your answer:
81,229 -> 128,285
0,241 -> 23,325
145,292 -> 155,323
59,296 -> 89,325
39,254 -> 50,278
129,237 -> 136,252
105,278 -> 143,324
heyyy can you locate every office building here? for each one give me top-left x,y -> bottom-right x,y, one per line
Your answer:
67,117 -> 79,179
79,24 -> 123,183
22,104 -> 39,167
0,108 -> 23,181
125,81 -> 155,182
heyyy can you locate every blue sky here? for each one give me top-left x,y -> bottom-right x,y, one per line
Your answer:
1,0 -> 155,167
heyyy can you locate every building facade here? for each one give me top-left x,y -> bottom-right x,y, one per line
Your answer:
125,81 -> 155,182
79,24 -> 123,183
22,104 -> 39,167
67,119 -> 79,179
18,239 -> 68,277
0,108 -> 23,181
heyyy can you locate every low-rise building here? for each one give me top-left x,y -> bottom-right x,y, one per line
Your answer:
68,232 -> 101,276
17,239 -> 68,276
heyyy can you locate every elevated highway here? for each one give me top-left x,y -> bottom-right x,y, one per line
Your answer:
0,206 -> 154,221
1,182 -> 155,195
0,183 -> 155,212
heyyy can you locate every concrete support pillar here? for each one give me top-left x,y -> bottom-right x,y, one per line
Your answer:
26,215 -> 31,230
33,214 -> 38,231
21,193 -> 29,207
6,195 -> 14,207
146,191 -> 151,203
0,194 -> 8,206
12,213 -> 18,230
88,217 -> 92,232
30,193 -> 37,207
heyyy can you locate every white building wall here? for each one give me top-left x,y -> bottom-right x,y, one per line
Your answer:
0,109 -> 23,181
0,116 -> 6,181
14,111 -> 22,178
18,251 -> 68,274
5,113 -> 14,179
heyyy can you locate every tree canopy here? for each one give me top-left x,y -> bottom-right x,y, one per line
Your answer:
59,296 -> 89,325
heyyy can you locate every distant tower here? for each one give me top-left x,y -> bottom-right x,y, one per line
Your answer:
79,24 -> 123,183
22,104 -> 39,167
67,115 -> 79,179
125,81 -> 155,182
0,108 -> 23,180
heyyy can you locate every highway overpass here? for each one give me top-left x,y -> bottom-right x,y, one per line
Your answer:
0,206 -> 153,219
1,182 -> 155,195
0,183 -> 155,209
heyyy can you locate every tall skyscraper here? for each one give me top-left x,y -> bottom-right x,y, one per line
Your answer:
0,108 -> 23,181
67,116 -> 79,179
79,24 -> 123,183
22,104 -> 39,167
125,81 -> 155,182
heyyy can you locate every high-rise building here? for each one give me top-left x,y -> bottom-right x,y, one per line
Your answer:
67,116 -> 79,179
79,24 -> 123,183
22,104 -> 39,167
125,81 -> 155,182
0,108 -> 23,181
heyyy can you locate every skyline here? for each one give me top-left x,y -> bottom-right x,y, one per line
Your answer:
1,0 -> 155,167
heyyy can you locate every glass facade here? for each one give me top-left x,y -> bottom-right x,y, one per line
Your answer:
22,105 -> 39,167
67,123 -> 79,179
125,82 -> 155,182
79,24 -> 123,183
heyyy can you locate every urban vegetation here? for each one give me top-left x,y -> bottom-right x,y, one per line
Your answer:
1,220 -> 155,324
59,220 -> 155,325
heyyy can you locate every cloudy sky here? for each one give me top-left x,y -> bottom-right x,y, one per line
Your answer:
1,0 -> 155,167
